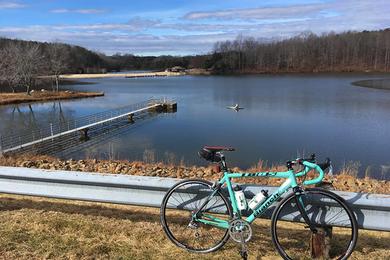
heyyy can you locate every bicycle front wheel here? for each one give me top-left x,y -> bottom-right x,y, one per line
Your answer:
160,179 -> 233,253
271,188 -> 358,260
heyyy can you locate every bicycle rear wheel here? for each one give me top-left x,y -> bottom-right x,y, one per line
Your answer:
271,188 -> 358,260
160,179 -> 233,253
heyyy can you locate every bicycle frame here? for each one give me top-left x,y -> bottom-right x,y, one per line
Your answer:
194,161 -> 325,229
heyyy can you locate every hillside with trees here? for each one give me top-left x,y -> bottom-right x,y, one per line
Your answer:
0,38 -> 107,93
1,28 -> 390,93
210,29 -> 390,73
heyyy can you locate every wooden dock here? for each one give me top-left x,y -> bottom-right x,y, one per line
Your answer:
60,71 -> 185,79
0,98 -> 177,155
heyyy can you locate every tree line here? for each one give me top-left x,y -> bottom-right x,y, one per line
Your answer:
107,28 -> 390,73
210,29 -> 390,73
1,28 -> 390,93
0,38 -> 105,93
0,38 -> 207,93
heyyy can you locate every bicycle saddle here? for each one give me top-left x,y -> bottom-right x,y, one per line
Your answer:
199,146 -> 235,162
203,146 -> 235,152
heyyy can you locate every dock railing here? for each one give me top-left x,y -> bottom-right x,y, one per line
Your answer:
0,98 -> 175,155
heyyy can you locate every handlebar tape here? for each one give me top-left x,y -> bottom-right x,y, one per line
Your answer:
301,161 -> 325,186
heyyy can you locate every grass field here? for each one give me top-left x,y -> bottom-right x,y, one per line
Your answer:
0,194 -> 389,259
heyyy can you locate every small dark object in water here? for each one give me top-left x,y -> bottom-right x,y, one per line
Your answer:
227,104 -> 244,111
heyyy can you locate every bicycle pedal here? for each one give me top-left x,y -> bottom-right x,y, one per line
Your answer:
239,249 -> 248,260
239,240 -> 248,260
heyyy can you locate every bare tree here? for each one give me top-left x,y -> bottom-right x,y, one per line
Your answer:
211,29 -> 390,73
48,43 -> 69,92
15,44 -> 44,95
0,44 -> 19,92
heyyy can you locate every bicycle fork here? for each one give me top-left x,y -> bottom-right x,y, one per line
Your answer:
293,187 -> 318,233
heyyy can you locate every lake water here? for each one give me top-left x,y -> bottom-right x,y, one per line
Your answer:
1,73 -> 390,179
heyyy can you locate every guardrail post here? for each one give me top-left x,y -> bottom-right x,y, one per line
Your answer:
311,226 -> 332,259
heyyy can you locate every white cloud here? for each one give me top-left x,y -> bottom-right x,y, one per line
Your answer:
0,1 -> 26,9
183,4 -> 326,20
0,24 -> 232,55
50,8 -> 107,14
0,0 -> 389,55
46,18 -> 159,32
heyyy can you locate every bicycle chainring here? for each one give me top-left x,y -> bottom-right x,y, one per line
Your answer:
228,219 -> 252,243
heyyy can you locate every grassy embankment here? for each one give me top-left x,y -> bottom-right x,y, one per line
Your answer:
0,155 -> 389,259
0,91 -> 104,106
0,71 -> 186,105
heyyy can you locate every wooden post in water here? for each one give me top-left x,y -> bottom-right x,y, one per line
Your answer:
166,102 -> 177,112
128,113 -> 135,123
311,226 -> 332,259
79,128 -> 90,141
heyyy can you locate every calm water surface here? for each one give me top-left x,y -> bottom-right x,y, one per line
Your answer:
1,74 -> 390,179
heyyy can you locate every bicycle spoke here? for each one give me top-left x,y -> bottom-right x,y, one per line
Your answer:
161,180 -> 232,253
272,189 -> 357,260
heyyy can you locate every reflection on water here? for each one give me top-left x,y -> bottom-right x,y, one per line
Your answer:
1,74 -> 390,179
1,102 -> 76,136
353,79 -> 390,90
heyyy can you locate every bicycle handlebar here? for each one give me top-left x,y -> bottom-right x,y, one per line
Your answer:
301,161 -> 325,186
290,156 -> 331,185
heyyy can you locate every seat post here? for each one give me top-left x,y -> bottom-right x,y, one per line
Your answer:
219,153 -> 228,172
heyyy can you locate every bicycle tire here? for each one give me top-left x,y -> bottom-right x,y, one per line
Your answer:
271,188 -> 358,260
160,179 -> 233,253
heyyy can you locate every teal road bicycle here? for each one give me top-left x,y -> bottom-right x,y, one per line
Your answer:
160,146 -> 358,259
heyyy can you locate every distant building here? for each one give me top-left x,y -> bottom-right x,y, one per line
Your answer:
165,66 -> 186,72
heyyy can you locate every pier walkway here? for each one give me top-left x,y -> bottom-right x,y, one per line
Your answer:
0,98 -> 177,155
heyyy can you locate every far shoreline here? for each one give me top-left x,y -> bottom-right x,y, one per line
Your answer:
60,71 -> 185,79
59,69 -> 390,79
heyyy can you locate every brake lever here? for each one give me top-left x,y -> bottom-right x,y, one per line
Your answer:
327,164 -> 333,176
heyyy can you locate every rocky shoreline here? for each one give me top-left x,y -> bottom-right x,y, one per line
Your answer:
0,155 -> 388,194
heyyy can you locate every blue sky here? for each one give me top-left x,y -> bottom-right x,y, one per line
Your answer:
0,0 -> 389,55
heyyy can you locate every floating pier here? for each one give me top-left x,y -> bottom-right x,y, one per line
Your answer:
0,98 -> 177,156
60,71 -> 185,80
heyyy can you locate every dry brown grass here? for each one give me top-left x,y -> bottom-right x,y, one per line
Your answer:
0,155 -> 389,194
0,91 -> 104,106
0,194 -> 388,259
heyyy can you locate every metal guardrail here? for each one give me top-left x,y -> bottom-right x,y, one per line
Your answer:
0,166 -> 388,231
